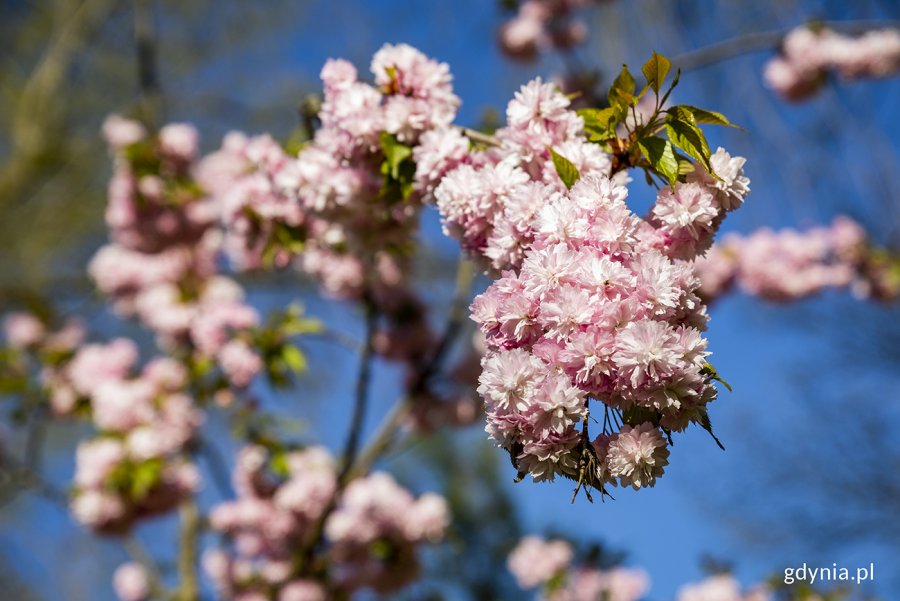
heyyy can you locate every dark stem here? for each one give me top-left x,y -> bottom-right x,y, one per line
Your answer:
337,297 -> 379,483
348,259 -> 475,479
296,259 -> 474,573
133,0 -> 163,128
296,294 -> 379,572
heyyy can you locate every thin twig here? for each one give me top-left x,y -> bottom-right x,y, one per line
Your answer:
458,126 -> 502,148
345,393 -> 412,481
414,258 -> 475,392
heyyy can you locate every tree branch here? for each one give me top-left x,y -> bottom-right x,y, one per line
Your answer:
349,258 -> 476,479
0,0 -> 117,204
295,295 -> 379,571
336,297 -> 379,483
175,500 -> 200,601
457,126 -> 502,148
297,259 -> 475,572
672,20 -> 900,72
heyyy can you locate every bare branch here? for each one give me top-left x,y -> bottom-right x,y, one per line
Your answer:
0,0 -> 117,204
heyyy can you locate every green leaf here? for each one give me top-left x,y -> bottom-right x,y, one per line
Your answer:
379,132 -> 413,180
701,361 -> 733,392
637,137 -> 679,186
607,65 -> 636,111
274,222 -> 306,254
665,118 -> 713,174
699,411 -> 726,451
282,344 -> 307,373
677,157 -> 696,175
678,105 -> 741,129
130,459 -> 163,501
578,107 -> 618,141
378,132 -> 416,203
546,571 -> 568,594
270,450 -> 290,478
641,51 -> 671,94
282,316 -> 323,336
370,539 -> 394,560
549,148 -> 580,189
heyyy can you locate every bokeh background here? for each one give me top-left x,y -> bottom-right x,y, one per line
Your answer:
1,0 -> 899,599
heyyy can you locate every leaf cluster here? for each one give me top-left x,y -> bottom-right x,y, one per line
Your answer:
253,303 -> 321,388
379,132 -> 416,204
552,52 -> 741,190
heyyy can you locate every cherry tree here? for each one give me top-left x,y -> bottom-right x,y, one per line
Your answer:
1,2 -> 898,600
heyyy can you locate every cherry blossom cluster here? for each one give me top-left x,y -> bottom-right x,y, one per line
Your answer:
93,116 -> 266,388
764,25 -> 900,101
198,45 -> 471,372
201,44 -> 457,295
432,78 -> 615,272
437,76 -> 752,490
507,536 -> 650,601
695,216 -> 900,303
507,536 -> 791,601
62,343 -> 202,533
204,444 -> 448,598
463,115 -> 750,487
1,312 -> 207,539
195,132 -> 306,272
2,312 -> 85,356
650,149 -> 750,260
0,312 -> 87,425
498,1 -> 608,62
